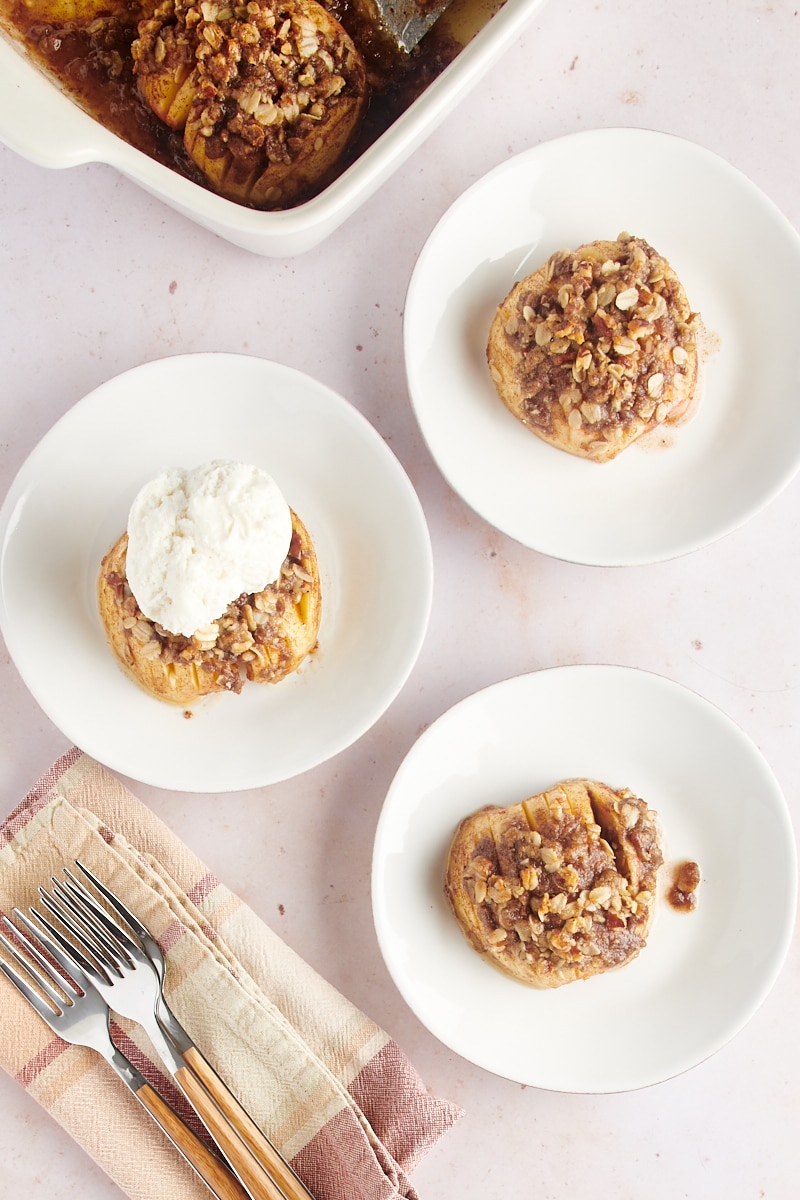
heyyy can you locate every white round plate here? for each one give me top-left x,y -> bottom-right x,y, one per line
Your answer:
404,128 -> 800,566
0,354 -> 433,792
372,665 -> 797,1092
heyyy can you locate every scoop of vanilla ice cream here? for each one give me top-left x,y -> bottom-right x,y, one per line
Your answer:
125,460 -> 293,637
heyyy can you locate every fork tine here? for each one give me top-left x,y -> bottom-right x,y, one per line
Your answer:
0,953 -> 59,1019
41,880 -> 127,973
59,869 -> 141,960
0,913 -> 78,1010
24,903 -> 112,993
0,924 -> 64,1011
74,860 -> 151,943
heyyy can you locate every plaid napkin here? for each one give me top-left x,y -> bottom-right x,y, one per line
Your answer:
0,749 -> 461,1200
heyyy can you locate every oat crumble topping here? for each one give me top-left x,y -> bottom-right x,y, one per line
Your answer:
445,780 -> 663,987
132,0 -> 366,202
491,233 -> 700,443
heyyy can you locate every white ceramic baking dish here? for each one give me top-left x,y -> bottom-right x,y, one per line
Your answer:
0,0 -> 547,255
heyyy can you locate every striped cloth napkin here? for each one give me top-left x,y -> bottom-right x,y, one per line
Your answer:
0,749 -> 461,1200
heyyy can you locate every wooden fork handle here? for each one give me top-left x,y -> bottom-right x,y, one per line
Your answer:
179,1047 -> 316,1200
136,1080 -> 251,1200
175,1060 -> 306,1200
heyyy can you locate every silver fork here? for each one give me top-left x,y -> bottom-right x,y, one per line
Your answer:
0,910 -> 249,1200
35,864 -> 315,1200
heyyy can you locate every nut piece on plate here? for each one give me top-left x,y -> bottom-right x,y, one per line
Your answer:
487,233 -> 701,463
444,779 -> 663,988
97,462 -> 322,705
132,0 -> 368,208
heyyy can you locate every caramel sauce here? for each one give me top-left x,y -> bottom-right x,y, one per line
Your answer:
667,859 -> 700,912
0,0 -> 464,205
